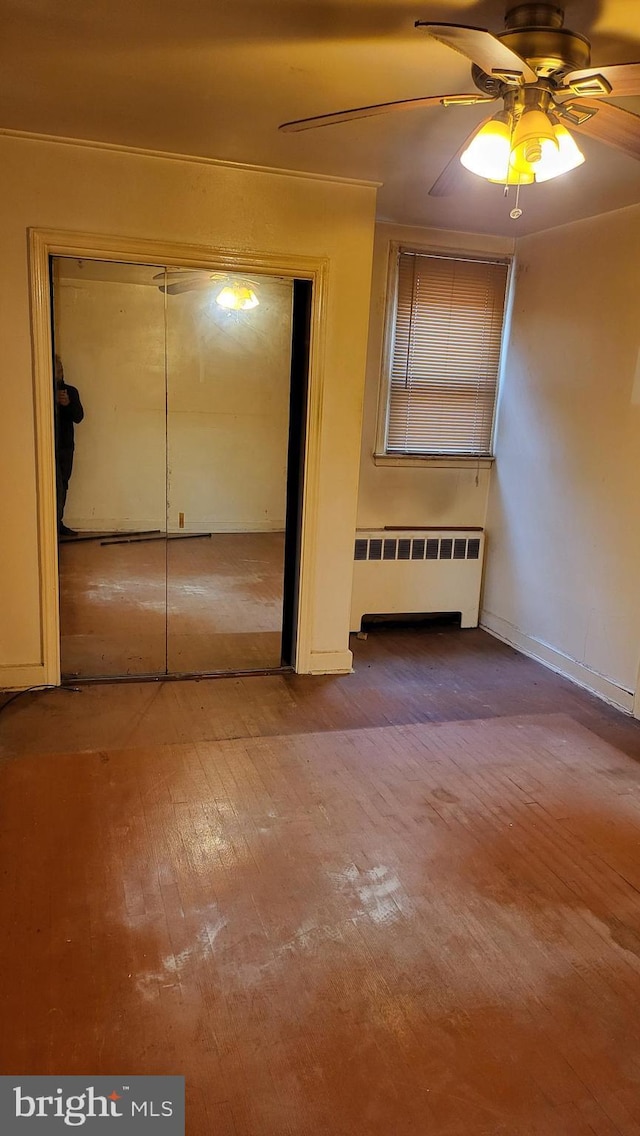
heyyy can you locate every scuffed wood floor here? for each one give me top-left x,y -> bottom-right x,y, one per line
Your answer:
3,691 -> 640,1133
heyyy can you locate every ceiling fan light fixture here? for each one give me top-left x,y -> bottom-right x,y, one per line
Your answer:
533,123 -> 585,181
488,168 -> 535,186
282,7 -> 640,210
509,109 -> 559,174
460,117 -> 512,181
215,283 -> 260,311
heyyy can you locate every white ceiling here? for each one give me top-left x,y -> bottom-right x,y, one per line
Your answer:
3,0 -> 640,236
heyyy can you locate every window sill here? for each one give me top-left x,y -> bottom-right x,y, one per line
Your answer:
373,453 -> 495,470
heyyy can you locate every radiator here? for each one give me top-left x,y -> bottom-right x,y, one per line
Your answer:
350,528 -> 485,633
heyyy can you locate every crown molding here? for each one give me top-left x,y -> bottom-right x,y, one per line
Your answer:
0,127 -> 381,189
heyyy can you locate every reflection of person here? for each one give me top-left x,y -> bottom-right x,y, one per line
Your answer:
54,354 -> 84,537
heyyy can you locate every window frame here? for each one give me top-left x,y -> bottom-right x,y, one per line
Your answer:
374,242 -> 513,467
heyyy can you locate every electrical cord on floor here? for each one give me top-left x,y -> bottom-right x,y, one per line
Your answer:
0,684 -> 81,717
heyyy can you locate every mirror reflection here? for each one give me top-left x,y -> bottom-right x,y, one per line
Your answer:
52,257 -> 295,680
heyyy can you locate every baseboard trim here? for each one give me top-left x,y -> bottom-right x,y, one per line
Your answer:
66,522 -> 287,535
481,611 -> 634,713
302,649 -> 353,676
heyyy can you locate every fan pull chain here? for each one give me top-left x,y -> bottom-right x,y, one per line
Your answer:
510,181 -> 523,220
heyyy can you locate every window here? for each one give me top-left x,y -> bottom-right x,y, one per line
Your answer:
378,248 -> 510,460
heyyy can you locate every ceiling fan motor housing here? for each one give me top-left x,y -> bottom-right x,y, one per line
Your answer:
472,3 -> 591,93
504,3 -> 564,29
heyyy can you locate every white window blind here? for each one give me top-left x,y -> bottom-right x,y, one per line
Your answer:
387,250 -> 509,456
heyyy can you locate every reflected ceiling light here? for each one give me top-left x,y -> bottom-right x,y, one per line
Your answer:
215,282 -> 260,311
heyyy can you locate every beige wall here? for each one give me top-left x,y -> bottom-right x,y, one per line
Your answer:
483,203 -> 640,711
0,133 -> 376,686
55,269 -> 293,534
357,222 -> 514,532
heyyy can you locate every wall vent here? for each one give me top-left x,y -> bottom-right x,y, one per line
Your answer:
354,536 -> 482,562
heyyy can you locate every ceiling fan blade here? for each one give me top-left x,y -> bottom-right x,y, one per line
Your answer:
556,62 -> 640,100
428,115 -> 494,197
160,279 -> 219,295
563,100 -> 640,161
415,22 -> 537,85
152,270 -> 209,284
279,92 -> 495,132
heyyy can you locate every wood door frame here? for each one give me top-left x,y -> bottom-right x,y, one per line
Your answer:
29,227 -> 328,684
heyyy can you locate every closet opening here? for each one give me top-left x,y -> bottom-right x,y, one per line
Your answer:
50,257 -> 311,682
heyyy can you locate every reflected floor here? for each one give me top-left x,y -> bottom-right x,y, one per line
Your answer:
59,531 -> 285,677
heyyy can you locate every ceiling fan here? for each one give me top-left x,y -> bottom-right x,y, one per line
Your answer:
279,2 -> 640,209
153,270 -> 260,309
153,269 -> 227,296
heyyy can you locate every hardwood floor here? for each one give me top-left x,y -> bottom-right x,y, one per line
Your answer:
3,626 -> 640,1134
59,531 -> 285,678
6,624 -> 640,760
